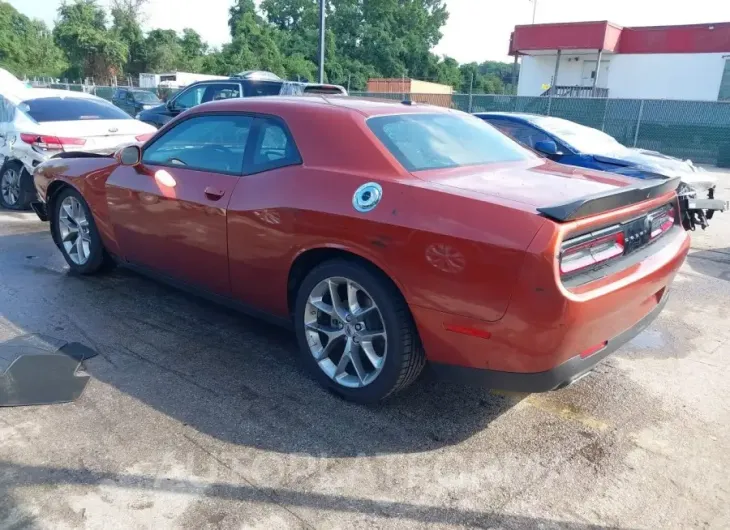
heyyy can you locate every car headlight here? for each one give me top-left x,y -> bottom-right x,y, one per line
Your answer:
142,104 -> 154,109
135,113 -> 142,119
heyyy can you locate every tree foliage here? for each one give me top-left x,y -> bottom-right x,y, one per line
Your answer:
0,1 -> 67,77
1,0 -> 517,93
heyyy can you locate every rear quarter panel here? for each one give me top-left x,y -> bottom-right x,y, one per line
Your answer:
227,166 -> 546,322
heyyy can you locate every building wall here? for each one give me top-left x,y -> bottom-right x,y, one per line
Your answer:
409,79 -> 453,95
608,53 -> 727,100
518,52 -> 728,100
517,55 -> 592,96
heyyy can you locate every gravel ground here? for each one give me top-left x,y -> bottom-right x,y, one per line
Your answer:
1,173 -> 729,529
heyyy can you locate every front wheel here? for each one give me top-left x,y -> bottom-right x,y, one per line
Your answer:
294,259 -> 425,403
52,188 -> 113,274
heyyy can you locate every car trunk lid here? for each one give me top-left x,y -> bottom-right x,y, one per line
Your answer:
415,160 -> 656,219
32,120 -> 152,153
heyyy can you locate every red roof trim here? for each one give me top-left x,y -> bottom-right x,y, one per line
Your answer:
511,21 -> 730,55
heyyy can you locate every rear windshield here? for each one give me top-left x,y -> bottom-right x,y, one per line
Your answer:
367,113 -> 535,171
132,91 -> 161,103
20,97 -> 131,122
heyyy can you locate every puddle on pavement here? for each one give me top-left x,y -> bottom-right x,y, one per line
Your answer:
627,329 -> 666,350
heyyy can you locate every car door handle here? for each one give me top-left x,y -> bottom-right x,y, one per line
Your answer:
204,187 -> 225,200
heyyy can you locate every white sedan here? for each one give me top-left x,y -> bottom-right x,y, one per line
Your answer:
0,87 -> 155,210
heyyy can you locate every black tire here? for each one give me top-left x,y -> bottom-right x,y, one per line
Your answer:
0,162 -> 34,210
51,187 -> 114,274
294,259 -> 426,403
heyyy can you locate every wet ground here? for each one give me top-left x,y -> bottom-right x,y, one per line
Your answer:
1,174 -> 729,529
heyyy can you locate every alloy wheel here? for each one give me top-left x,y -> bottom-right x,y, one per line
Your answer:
304,276 -> 388,388
58,196 -> 92,265
1,168 -> 21,206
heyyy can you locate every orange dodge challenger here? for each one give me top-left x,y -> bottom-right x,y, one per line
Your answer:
32,97 -> 689,403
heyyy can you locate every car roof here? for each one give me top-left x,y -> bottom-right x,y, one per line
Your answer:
188,95 -> 453,118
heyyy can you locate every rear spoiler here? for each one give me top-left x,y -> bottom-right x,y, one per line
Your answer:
537,176 -> 681,222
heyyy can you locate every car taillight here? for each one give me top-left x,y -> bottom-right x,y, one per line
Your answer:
560,230 -> 625,276
20,133 -> 86,151
650,205 -> 676,239
135,133 -> 154,142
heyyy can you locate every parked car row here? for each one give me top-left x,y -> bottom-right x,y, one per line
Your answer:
0,70 -> 346,210
131,71 -> 347,129
29,95 -> 690,403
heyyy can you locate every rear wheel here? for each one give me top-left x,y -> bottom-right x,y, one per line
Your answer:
294,259 -> 425,403
52,187 -> 113,274
0,162 -> 34,210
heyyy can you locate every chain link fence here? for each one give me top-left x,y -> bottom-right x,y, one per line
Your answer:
34,83 -> 730,167
352,92 -> 730,168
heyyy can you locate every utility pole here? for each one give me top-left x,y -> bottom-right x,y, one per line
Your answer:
318,0 -> 326,83
530,0 -> 537,24
468,72 -> 474,112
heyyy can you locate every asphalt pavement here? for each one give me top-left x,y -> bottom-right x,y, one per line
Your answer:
1,175 -> 729,529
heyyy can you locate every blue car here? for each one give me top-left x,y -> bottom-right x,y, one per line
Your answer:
476,112 -> 727,230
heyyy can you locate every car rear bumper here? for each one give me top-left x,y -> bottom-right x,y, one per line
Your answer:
430,288 -> 669,392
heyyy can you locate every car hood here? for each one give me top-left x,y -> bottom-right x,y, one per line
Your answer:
415,160 -> 637,211
594,148 -> 716,191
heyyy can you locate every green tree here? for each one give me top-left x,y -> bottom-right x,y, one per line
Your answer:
54,0 -> 127,81
110,0 -> 147,76
179,28 -> 208,71
0,1 -> 67,78
225,0 -> 286,76
142,29 -> 183,73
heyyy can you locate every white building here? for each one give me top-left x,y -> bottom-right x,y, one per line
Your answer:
138,72 -> 228,89
510,21 -> 730,101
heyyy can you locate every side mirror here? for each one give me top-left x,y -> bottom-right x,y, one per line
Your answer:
534,140 -> 562,157
119,145 -> 141,166
166,99 -> 175,110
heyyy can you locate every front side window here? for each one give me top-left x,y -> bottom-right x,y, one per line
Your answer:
172,85 -> 207,110
173,84 -> 243,110
133,91 -> 161,104
142,115 -> 253,174
530,116 -> 625,155
368,113 -> 535,172
487,119 -> 555,150
19,97 -> 131,122
251,118 -> 301,170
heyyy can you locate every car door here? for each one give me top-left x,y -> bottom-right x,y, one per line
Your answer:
124,92 -> 137,115
105,113 -> 255,296
226,116 -> 305,315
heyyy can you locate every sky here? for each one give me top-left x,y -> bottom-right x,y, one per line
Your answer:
9,0 -> 730,63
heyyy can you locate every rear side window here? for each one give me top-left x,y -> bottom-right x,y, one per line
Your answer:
20,97 -> 131,122
142,114 -> 253,174
243,81 -> 283,97
250,118 -> 301,171
368,113 -> 534,172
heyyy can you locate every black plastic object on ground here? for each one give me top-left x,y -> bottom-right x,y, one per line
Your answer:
0,334 -> 98,407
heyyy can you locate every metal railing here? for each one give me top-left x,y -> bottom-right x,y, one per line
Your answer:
539,86 -> 609,98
